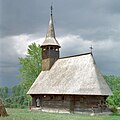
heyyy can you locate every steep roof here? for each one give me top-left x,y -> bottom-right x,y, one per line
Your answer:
27,53 -> 112,95
41,6 -> 60,47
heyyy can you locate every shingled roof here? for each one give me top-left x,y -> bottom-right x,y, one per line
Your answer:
41,6 -> 60,47
27,53 -> 112,96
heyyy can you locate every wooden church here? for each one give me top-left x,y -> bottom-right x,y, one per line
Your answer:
27,6 -> 112,113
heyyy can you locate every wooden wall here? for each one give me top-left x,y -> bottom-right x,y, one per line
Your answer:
72,95 -> 107,113
41,46 -> 59,71
31,94 -> 108,113
42,58 -> 58,71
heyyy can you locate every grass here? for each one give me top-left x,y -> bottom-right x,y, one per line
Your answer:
0,108 -> 120,120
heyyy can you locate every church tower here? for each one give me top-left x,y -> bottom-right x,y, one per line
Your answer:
41,6 -> 61,71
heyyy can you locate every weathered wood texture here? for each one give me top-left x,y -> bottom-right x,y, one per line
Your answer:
42,58 -> 58,71
42,46 -> 59,59
31,95 -> 109,113
42,46 -> 59,71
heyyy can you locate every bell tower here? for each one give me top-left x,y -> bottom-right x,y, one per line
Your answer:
41,6 -> 61,71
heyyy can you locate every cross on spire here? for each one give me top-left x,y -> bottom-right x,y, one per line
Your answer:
51,5 -> 53,15
90,45 -> 93,53
41,4 -> 60,48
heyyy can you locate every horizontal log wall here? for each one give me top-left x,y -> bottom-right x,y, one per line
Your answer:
73,95 -> 107,113
42,95 -> 70,111
31,95 -> 108,113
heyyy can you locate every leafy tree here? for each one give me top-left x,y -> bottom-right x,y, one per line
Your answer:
4,43 -> 42,108
19,43 -> 42,92
0,87 -> 8,100
0,43 -> 42,108
104,75 -> 120,107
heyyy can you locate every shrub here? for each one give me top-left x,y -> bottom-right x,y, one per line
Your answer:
5,103 -> 11,108
110,106 -> 118,113
20,105 -> 26,109
10,104 -> 19,108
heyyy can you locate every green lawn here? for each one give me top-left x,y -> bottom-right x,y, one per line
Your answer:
0,108 -> 120,120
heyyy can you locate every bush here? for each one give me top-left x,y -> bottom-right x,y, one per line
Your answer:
104,75 -> 120,107
5,102 -> 11,108
20,105 -> 26,109
110,106 -> 118,113
10,104 -> 20,108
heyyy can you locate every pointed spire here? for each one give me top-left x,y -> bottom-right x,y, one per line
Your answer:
41,5 -> 60,47
46,5 -> 55,39
51,5 -> 53,16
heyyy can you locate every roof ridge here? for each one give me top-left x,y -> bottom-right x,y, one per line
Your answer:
60,52 -> 92,59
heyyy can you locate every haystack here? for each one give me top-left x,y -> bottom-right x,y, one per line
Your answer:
0,99 -> 8,117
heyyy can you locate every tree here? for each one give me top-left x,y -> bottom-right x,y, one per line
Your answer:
104,75 -> 120,107
0,87 -> 8,100
4,43 -> 42,108
19,43 -> 42,92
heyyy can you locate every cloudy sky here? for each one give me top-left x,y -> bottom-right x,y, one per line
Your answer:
0,0 -> 120,87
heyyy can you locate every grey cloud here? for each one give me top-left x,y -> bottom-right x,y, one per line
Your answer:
1,0 -> 120,39
1,0 -> 50,37
59,35 -> 120,76
55,0 -> 120,42
0,37 -> 19,64
94,51 -> 120,76
0,0 -> 120,87
0,65 -> 20,87
93,41 -> 120,76
0,36 -> 20,87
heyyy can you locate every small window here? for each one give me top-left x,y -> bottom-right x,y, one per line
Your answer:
50,47 -> 53,50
